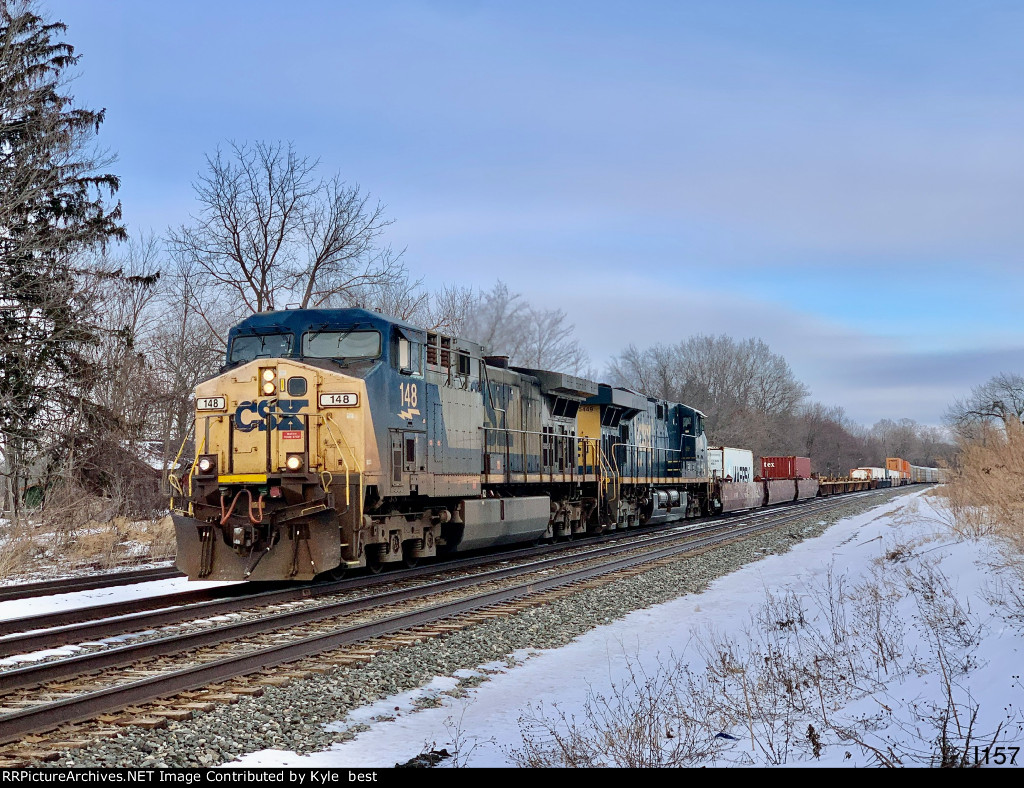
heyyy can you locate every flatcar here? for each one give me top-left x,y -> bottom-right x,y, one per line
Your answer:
169,307 -> 943,582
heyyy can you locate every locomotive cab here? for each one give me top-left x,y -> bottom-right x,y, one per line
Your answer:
172,309 -> 405,581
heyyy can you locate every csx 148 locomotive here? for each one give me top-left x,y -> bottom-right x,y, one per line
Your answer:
171,307 -> 711,581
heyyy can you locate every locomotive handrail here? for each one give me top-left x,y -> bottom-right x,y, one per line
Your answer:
189,431 -> 207,501
481,426 -> 603,484
609,442 -> 689,502
315,414 -> 362,523
167,423 -> 194,501
169,421 -> 206,517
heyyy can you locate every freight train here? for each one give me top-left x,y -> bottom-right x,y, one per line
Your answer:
169,307 -> 942,582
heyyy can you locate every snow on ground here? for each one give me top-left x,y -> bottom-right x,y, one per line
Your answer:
0,577 -> 242,665
0,578 -> 239,625
229,490 -> 1024,768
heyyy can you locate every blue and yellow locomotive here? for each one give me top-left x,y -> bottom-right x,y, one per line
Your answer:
171,308 -> 712,581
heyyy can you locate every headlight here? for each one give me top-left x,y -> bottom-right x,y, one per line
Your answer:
285,454 -> 303,471
197,455 -> 216,474
259,367 -> 278,396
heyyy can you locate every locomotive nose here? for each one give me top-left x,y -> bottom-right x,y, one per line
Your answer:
174,360 -> 374,581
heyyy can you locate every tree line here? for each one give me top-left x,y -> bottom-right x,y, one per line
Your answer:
608,339 -> 955,474
0,2 -> 964,525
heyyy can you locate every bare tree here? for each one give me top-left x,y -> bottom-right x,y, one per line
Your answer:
166,140 -> 403,325
946,372 -> 1024,440
786,402 -> 871,476
516,306 -> 589,373
609,334 -> 808,455
461,281 -> 590,373
146,254 -> 231,469
461,281 -> 528,360
425,282 -> 476,335
607,343 -> 678,399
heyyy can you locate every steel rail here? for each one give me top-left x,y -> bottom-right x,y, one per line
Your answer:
0,490 -> 895,743
0,582 -> 262,643
0,529 -> 639,655
0,490 -> 847,653
0,512 -> 774,692
0,566 -> 182,604
0,490 -> 883,659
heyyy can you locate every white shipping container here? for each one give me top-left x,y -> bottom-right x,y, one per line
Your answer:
708,446 -> 755,482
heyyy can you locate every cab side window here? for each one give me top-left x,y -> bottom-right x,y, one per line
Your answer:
397,336 -> 423,375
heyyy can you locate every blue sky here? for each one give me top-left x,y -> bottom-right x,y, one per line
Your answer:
46,0 -> 1024,426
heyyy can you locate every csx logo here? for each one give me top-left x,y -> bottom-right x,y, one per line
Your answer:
234,399 -> 308,432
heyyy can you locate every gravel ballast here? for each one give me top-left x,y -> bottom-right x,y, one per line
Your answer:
49,489 -> 919,767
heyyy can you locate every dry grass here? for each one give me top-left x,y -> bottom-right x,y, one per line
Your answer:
0,494 -> 174,581
68,515 -> 175,569
939,421 -> 1024,549
0,523 -> 39,581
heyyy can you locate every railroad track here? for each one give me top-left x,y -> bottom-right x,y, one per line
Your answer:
0,489 -> 899,762
0,566 -> 183,604
0,490 -> 869,661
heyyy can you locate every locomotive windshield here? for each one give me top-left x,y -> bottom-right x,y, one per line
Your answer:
229,333 -> 294,363
302,330 -> 381,360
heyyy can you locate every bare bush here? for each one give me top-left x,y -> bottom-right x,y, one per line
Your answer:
509,656 -> 723,767
512,536 -> 1021,767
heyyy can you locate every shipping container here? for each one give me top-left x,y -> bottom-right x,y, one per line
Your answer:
910,465 -> 942,483
760,456 -> 811,480
708,447 -> 755,482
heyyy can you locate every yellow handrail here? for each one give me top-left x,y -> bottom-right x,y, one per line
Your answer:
318,414 -> 363,524
168,421 -> 205,516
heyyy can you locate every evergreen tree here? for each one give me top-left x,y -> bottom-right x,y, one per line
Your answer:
0,2 -> 126,512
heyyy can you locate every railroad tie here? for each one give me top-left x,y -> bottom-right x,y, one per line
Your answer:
1,750 -> 60,765
224,686 -> 265,697
295,664 -> 335,674
322,655 -> 371,666
44,739 -> 92,750
147,709 -> 193,722
380,635 -> 424,646
114,716 -> 167,729
179,701 -> 217,712
272,670 -> 311,680
197,693 -> 241,704
253,676 -> 293,687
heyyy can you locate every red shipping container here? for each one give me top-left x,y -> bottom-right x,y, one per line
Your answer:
760,456 -> 812,480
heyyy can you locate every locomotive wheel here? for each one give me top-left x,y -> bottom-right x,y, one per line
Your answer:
326,564 -> 347,581
402,538 -> 422,568
366,546 -> 385,574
